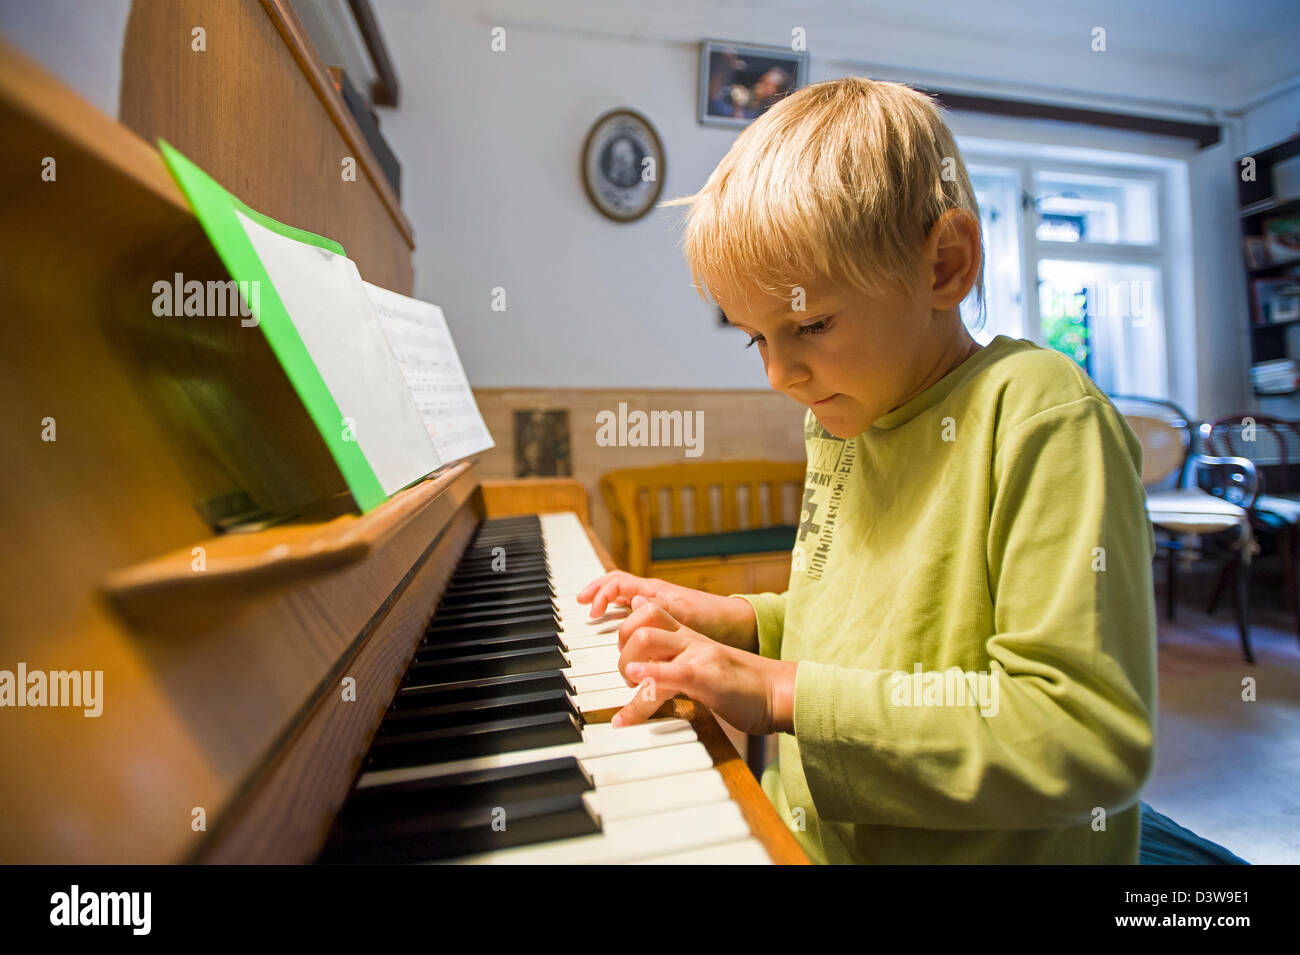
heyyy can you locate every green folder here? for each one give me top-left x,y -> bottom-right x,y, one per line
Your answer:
158,139 -> 408,513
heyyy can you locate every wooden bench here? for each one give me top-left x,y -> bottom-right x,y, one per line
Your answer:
600,460 -> 804,594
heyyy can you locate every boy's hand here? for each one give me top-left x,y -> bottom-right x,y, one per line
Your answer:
611,596 -> 797,736
575,571 -> 758,652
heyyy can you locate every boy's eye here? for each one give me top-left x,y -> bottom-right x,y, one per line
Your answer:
742,316 -> 833,349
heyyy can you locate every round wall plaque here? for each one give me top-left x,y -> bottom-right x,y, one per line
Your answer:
581,109 -> 665,222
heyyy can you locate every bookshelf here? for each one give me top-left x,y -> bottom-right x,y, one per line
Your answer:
1237,135 -> 1300,405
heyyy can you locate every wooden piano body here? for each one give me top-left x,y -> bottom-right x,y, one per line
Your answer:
0,1 -> 807,864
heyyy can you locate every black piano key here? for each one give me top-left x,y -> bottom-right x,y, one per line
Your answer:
455,545 -> 545,558
475,518 -> 541,532
454,552 -> 547,567
424,612 -> 558,644
376,689 -> 579,736
449,572 -> 549,590
339,757 -> 594,824
393,670 -> 574,708
428,602 -> 557,624
439,581 -> 555,604
319,793 -> 601,864
412,632 -> 561,663
436,592 -> 558,616
461,537 -> 543,549
450,572 -> 551,592
466,536 -> 543,551
449,570 -> 550,589
472,527 -> 541,539
424,599 -> 556,629
452,556 -> 548,571
364,711 -> 584,769
402,645 -> 568,685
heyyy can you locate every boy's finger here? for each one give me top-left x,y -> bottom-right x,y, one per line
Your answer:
620,628 -> 690,676
629,662 -> 696,698
589,581 -> 625,618
590,577 -> 646,618
611,673 -> 679,727
616,602 -> 679,648
575,574 -> 611,602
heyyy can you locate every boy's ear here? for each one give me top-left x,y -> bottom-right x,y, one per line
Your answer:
925,209 -> 981,311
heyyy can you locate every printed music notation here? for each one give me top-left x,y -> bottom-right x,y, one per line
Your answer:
364,281 -> 495,464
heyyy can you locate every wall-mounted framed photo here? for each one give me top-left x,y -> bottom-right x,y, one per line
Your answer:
513,409 -> 572,477
581,109 -> 666,222
698,39 -> 807,128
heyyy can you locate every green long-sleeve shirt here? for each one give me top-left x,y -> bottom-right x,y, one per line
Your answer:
735,335 -> 1157,864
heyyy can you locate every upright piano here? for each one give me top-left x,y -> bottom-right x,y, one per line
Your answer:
0,3 -> 808,865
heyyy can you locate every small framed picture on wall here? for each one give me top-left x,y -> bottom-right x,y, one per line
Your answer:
698,39 -> 807,128
513,409 -> 572,478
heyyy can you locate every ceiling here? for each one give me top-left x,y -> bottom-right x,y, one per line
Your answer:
458,0 -> 1300,114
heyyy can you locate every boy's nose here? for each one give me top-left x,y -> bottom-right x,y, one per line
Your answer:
765,347 -> 809,393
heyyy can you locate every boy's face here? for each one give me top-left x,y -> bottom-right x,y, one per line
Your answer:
714,270 -> 963,439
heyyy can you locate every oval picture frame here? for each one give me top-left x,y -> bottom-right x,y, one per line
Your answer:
581,108 -> 665,223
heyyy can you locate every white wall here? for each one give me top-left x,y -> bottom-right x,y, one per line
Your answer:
1243,86 -> 1300,155
0,0 -> 130,119
373,1 -> 747,388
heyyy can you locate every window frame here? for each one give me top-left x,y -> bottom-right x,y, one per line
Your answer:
961,151 -> 1175,397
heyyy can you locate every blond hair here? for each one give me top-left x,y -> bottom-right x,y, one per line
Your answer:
662,77 -> 985,325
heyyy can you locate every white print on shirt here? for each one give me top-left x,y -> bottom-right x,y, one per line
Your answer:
798,416 -> 855,581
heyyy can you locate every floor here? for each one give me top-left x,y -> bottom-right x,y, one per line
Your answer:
1142,556 -> 1300,864
719,554 -> 1300,864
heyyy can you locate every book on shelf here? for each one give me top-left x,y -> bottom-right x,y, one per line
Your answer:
1263,214 -> 1300,266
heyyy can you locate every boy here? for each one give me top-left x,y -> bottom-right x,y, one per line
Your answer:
577,77 -> 1156,864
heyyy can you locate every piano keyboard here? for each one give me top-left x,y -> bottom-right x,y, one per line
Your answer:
317,512 -> 772,865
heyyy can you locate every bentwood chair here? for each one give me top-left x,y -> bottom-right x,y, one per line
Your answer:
1109,396 -> 1260,663
1200,414 -> 1300,643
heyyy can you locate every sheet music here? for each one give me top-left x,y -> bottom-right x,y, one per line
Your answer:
234,210 -> 441,496
364,281 -> 496,464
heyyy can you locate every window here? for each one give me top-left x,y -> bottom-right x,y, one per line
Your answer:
1033,170 -> 1158,245
1038,259 -> 1166,396
959,152 -> 1173,400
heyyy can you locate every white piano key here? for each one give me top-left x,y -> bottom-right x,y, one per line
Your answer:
568,670 -> 631,694
357,717 -> 697,789
585,768 -> 730,821
564,645 -> 620,668
637,838 -> 773,865
560,646 -> 621,678
582,740 -> 715,786
574,684 -> 639,713
558,623 -> 621,641
560,631 -> 619,651
556,612 -> 626,632
439,799 -> 751,865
